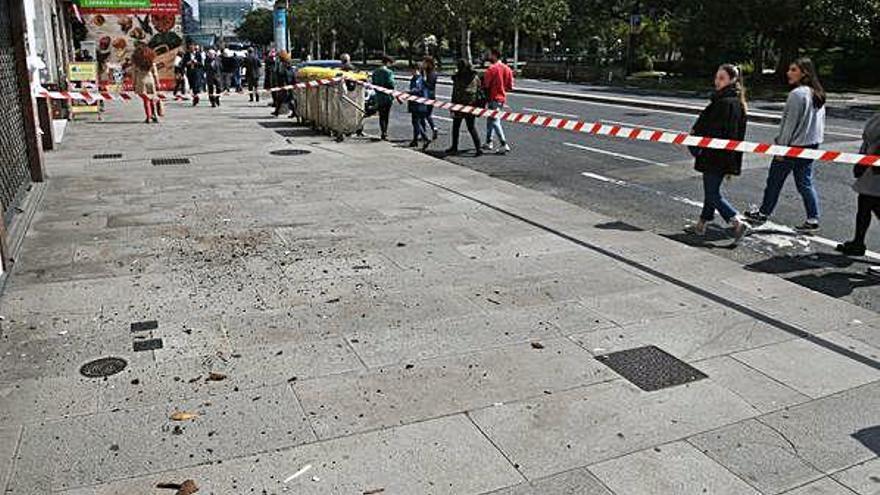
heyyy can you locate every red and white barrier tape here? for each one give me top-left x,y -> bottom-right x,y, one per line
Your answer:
38,77 -> 341,103
363,82 -> 880,167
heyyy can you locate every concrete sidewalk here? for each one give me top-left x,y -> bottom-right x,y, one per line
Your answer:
1,95 -> 880,495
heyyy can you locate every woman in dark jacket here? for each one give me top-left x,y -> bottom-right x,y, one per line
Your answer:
445,59 -> 482,156
691,64 -> 748,242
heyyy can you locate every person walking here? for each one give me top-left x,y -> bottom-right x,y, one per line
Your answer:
445,58 -> 483,156
172,50 -> 186,96
264,49 -> 278,107
407,64 -> 430,149
271,51 -> 294,117
204,49 -> 223,107
690,64 -> 749,241
244,48 -> 261,102
745,57 -> 827,232
220,48 -> 236,93
340,53 -> 356,71
370,55 -> 395,141
482,48 -> 514,154
183,44 -> 205,106
423,56 -> 439,141
836,114 -> 880,257
130,45 -> 160,123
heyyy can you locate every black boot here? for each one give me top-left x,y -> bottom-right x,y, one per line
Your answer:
836,241 -> 867,256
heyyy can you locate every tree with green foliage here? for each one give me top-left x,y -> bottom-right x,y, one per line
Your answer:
235,8 -> 275,48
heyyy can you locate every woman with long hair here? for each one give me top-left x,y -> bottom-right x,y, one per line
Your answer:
690,64 -> 749,241
130,44 -> 160,123
745,57 -> 827,232
422,56 -> 439,141
446,58 -> 483,156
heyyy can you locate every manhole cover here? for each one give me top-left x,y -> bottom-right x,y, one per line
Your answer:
270,149 -> 312,156
151,157 -> 190,166
596,346 -> 707,391
80,357 -> 127,378
93,153 -> 122,160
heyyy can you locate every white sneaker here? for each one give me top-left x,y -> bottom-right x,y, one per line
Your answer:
690,220 -> 707,236
497,143 -> 511,155
482,141 -> 494,151
731,219 -> 748,244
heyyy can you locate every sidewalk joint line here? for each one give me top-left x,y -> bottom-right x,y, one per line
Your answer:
415,177 -> 880,372
464,411 -> 529,483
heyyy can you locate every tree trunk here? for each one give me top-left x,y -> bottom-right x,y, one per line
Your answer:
513,26 -> 519,74
460,22 -> 472,61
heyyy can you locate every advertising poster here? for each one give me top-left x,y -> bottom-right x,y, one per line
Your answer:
273,7 -> 287,53
79,0 -> 184,90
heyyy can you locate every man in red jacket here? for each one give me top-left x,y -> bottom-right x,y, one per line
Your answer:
482,48 -> 514,154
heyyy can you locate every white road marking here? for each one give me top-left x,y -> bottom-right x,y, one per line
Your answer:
599,120 -> 684,134
564,142 -> 670,167
433,115 -> 454,122
522,107 -> 581,119
579,171 -> 880,260
284,464 -> 313,483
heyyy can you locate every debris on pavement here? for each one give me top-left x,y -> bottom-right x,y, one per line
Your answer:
207,372 -> 227,382
530,342 -> 545,350
156,479 -> 199,494
169,411 -> 199,421
363,488 -> 385,494
283,464 -> 312,483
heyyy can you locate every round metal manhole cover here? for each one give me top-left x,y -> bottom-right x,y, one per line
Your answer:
270,149 -> 312,156
80,357 -> 127,378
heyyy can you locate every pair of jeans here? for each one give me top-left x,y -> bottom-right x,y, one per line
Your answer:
451,114 -> 480,150
378,102 -> 392,137
701,172 -> 738,222
485,101 -> 507,145
411,113 -> 428,142
854,194 -> 880,245
758,149 -> 821,220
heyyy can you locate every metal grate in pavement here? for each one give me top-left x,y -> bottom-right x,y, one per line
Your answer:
133,338 -> 164,352
93,153 -> 123,160
80,357 -> 127,378
130,320 -> 158,332
151,157 -> 190,166
270,149 -> 311,156
596,345 -> 707,391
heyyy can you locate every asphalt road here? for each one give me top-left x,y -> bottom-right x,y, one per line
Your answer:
358,85 -> 880,313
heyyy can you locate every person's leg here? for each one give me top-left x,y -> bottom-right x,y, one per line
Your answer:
449,115 -> 462,151
426,106 -> 436,132
792,159 -> 821,222
410,113 -> 420,144
465,114 -> 481,151
700,172 -> 720,222
485,103 -> 496,146
378,103 -> 390,138
758,158 -> 793,216
141,94 -> 152,122
855,195 -> 873,245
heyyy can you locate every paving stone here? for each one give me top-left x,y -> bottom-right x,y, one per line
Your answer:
732,336 -> 880,398
0,375 -> 101,427
99,336 -> 362,410
294,338 -> 610,439
831,458 -> 880,495
589,441 -> 761,494
57,414 -> 521,495
760,292 -> 880,336
484,468 -> 612,495
759,381 -> 880,474
456,233 -> 580,261
784,477 -> 861,495
688,419 -> 824,494
469,379 -> 757,479
695,356 -> 811,413
577,285 -> 720,327
9,384 -> 314,494
570,308 -> 794,361
0,425 -> 21,490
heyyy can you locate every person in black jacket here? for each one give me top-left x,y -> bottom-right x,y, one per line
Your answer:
691,64 -> 748,242
445,59 -> 483,156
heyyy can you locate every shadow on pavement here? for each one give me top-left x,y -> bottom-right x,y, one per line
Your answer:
663,229 -> 739,251
786,271 -> 880,298
853,426 -> 880,456
595,221 -> 644,232
745,253 -> 862,275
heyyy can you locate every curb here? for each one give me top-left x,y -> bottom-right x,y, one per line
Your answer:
393,75 -> 782,125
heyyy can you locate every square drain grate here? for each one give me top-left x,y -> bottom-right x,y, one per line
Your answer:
596,346 -> 707,391
93,153 -> 123,160
151,157 -> 190,166
130,320 -> 158,332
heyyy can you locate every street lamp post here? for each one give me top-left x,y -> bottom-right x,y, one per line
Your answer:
512,0 -> 519,74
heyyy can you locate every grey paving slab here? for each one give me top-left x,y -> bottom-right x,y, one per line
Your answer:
483,468 -> 612,495
470,379 -> 757,479
58,414 -> 522,495
0,374 -> 101,427
99,336 -> 362,410
759,381 -> 880,474
732,336 -> 880,398
8,384 -> 314,494
295,338 -> 610,439
570,308 -> 795,362
760,292 -> 880,336
589,441 -> 761,495
688,419 -> 824,494
831,458 -> 880,495
694,356 -> 811,413
0,425 -> 21,491
783,477 -> 861,495
577,285 -> 720,327
456,233 -> 581,261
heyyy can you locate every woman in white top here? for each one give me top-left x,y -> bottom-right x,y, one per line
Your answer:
745,57 -> 826,232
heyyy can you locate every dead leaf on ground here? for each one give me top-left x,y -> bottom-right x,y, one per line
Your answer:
169,411 -> 199,421
530,342 -> 545,350
207,372 -> 227,382
363,489 -> 385,495
156,479 -> 198,494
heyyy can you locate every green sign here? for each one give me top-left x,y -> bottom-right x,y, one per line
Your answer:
80,0 -> 150,8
